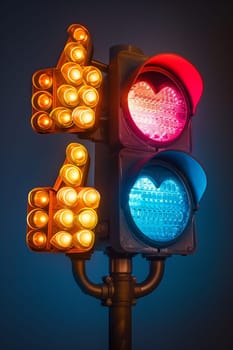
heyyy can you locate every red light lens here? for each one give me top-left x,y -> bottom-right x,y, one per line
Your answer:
127,77 -> 188,145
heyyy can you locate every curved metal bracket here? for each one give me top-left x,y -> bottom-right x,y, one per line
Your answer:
70,255 -> 112,300
69,253 -> 165,302
134,258 -> 165,299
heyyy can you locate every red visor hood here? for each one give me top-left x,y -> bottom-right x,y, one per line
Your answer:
141,53 -> 203,115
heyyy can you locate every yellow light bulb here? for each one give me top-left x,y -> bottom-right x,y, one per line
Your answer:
29,189 -> 49,208
72,106 -> 95,129
37,93 -> 52,109
32,91 -> 53,111
64,43 -> 87,64
50,231 -> 73,249
38,73 -> 53,89
75,208 -> 98,229
83,66 -> 102,88
50,107 -> 73,128
57,85 -> 79,108
56,187 -> 78,207
27,209 -> 49,229
59,164 -> 82,186
78,85 -> 99,108
61,62 -> 83,86
66,143 -> 88,166
54,209 -> 74,229
32,70 -> 53,89
79,188 -> 100,209
31,112 -> 54,131
32,231 -> 47,248
73,229 -> 94,249
72,27 -> 89,44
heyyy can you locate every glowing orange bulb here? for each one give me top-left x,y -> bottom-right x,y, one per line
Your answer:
72,106 -> 95,129
83,66 -> 102,88
66,143 -> 88,166
64,43 -> 87,64
54,209 -> 74,229
75,208 -> 98,229
38,93 -> 52,109
59,164 -> 82,186
29,189 -> 49,208
27,209 -> 49,229
57,85 -> 79,107
31,112 -> 53,131
72,27 -> 89,43
32,232 -> 47,248
50,107 -> 73,128
38,73 -> 53,89
50,231 -> 73,249
32,91 -> 53,111
37,114 -> 53,129
73,229 -> 94,249
56,187 -> 78,207
79,188 -> 100,209
61,62 -> 83,86
32,70 -> 53,89
78,85 -> 99,107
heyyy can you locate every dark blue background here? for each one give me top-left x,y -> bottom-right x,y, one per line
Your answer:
1,1 -> 232,349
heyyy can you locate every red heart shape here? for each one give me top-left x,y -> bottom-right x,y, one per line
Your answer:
127,80 -> 188,144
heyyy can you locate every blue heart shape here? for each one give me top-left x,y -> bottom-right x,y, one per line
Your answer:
128,175 -> 191,244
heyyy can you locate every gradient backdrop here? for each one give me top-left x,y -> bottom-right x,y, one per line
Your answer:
1,1 -> 232,349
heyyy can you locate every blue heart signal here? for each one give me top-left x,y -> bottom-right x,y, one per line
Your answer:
128,174 -> 191,245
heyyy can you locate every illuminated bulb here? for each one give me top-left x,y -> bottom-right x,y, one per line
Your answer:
59,164 -> 82,186
75,208 -> 98,229
31,112 -> 54,131
38,93 -> 52,109
50,231 -> 73,249
32,231 -> 47,248
128,171 -> 191,243
54,209 -> 74,229
78,85 -> 99,107
32,71 -> 53,89
127,80 -> 187,144
27,209 -> 49,229
50,107 -> 73,128
73,229 -> 94,249
61,62 -> 83,86
83,66 -> 102,88
32,91 -> 53,110
38,73 -> 53,89
64,43 -> 87,64
29,189 -> 49,208
71,26 -> 89,44
72,106 -> 95,129
78,188 -> 100,208
66,143 -> 88,166
56,187 -> 78,207
57,84 -> 79,107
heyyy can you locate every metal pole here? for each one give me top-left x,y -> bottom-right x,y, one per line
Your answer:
108,253 -> 134,350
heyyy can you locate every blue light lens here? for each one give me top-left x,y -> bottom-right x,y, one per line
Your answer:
128,169 -> 191,245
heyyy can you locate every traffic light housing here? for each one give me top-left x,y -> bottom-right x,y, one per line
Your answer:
107,46 -> 207,256
26,143 -> 100,253
109,46 -> 203,152
31,24 -> 103,135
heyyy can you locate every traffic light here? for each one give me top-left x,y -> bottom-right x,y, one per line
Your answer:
27,24 -> 207,258
31,24 -> 103,135
26,143 -> 100,253
107,46 -> 207,256
26,25 -> 208,349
